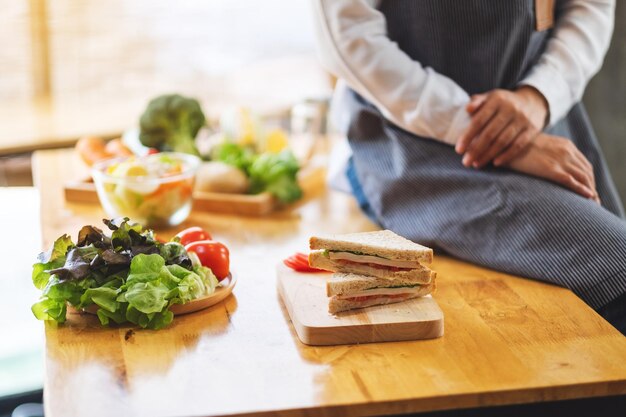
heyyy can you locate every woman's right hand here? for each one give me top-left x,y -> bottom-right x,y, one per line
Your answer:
504,133 -> 600,203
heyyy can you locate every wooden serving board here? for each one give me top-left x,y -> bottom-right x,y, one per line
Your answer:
277,265 -> 444,346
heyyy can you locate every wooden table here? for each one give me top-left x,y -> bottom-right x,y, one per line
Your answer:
33,149 -> 626,417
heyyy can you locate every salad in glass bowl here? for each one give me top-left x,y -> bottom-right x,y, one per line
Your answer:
91,152 -> 201,227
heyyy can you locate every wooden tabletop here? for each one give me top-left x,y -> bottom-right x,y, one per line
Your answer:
33,148 -> 626,417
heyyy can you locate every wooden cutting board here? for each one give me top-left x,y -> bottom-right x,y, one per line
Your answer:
277,265 -> 444,346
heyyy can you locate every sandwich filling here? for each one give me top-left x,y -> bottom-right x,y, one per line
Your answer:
331,259 -> 414,273
337,293 -> 416,303
326,250 -> 422,269
336,285 -> 426,300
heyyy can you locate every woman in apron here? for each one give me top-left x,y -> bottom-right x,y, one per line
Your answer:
312,0 -> 626,333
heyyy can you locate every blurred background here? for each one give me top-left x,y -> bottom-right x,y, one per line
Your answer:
0,0 -> 330,159
0,0 -> 624,414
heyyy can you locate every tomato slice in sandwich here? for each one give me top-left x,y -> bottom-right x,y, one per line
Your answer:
342,293 -> 412,302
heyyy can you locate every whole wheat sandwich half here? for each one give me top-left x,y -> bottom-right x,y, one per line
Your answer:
309,230 -> 437,314
309,229 -> 434,281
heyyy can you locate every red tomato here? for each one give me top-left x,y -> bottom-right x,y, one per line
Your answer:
185,240 -> 229,280
283,252 -> 327,273
176,226 -> 212,246
283,257 -> 302,271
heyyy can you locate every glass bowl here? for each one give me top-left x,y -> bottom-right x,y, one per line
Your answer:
91,152 -> 201,227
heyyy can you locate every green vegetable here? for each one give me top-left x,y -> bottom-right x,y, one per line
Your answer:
325,250 -> 389,260
212,142 -> 256,172
248,150 -> 302,203
31,218 -> 217,330
139,94 -> 205,156
212,142 -> 302,203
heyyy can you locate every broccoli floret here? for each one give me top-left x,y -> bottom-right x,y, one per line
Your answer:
139,94 -> 205,156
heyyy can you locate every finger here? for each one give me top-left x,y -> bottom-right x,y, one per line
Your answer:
568,164 -> 595,194
466,94 -> 488,114
566,147 -> 597,192
560,141 -> 598,200
577,152 -> 594,173
590,188 -> 600,204
571,150 -> 596,190
564,155 -> 594,192
553,170 -> 595,199
456,99 -> 498,154
566,142 -> 593,172
472,121 -> 520,168
574,157 -> 596,193
464,111 -> 512,167
493,129 -> 535,166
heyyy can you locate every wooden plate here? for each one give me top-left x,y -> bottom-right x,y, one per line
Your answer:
171,273 -> 237,315
71,273 -> 237,316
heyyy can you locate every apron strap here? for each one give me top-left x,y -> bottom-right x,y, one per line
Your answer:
535,0 -> 555,31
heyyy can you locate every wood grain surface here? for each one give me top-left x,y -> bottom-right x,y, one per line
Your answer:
277,265 -> 444,345
33,148 -> 626,417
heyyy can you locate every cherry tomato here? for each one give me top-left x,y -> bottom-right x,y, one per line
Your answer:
283,252 -> 327,273
185,240 -> 229,280
147,148 -> 160,155
176,226 -> 212,246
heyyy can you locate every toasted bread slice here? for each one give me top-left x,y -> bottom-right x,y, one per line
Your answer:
309,230 -> 432,263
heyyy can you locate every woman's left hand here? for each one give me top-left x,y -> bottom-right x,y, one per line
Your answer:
505,133 -> 600,203
456,86 -> 549,168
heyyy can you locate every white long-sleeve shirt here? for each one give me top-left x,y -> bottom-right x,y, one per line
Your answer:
312,0 -> 615,146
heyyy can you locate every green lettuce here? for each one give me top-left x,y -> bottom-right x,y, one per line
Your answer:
212,142 -> 302,203
248,150 -> 302,203
31,218 -> 217,330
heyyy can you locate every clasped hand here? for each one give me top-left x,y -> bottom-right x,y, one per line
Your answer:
456,87 -> 598,202
456,86 -> 547,168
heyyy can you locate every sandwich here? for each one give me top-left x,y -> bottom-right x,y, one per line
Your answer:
308,230 -> 436,314
327,272 -> 436,314
309,229 -> 434,281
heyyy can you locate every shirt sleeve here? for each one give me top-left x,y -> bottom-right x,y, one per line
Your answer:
519,0 -> 615,126
311,0 -> 471,146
